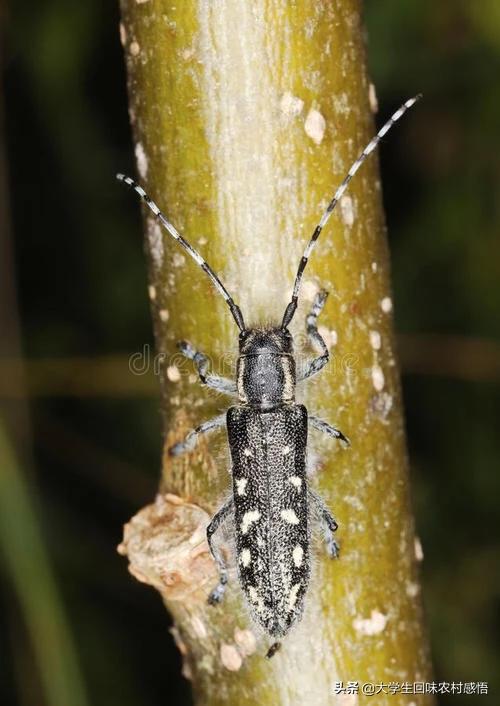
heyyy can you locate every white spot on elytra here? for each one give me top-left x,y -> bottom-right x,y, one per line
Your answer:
159,308 -> 169,322
135,142 -> 148,179
166,365 -> 180,382
369,330 -> 381,350
304,108 -> 326,144
353,609 -> 388,636
241,510 -> 260,534
371,261 -> 378,273
220,643 -> 242,671
292,545 -> 303,567
280,92 -> 304,117
381,296 -> 393,313
340,195 -> 354,226
243,448 -> 252,457
288,475 -> 302,489
288,583 -> 301,610
281,508 -> 299,525
240,549 -> 251,567
148,285 -> 156,301
372,365 -> 385,391
282,445 -> 291,455
235,478 -> 248,496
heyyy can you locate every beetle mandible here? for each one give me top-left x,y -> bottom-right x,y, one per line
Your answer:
118,95 -> 420,657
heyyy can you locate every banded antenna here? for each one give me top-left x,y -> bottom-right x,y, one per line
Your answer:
281,94 -> 422,329
117,174 -> 246,331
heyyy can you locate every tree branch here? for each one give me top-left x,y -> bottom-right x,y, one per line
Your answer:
118,1 -> 434,703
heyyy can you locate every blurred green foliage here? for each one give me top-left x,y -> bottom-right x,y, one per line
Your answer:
1,1 -> 499,705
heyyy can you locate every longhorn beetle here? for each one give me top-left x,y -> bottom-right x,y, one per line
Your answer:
118,95 -> 420,657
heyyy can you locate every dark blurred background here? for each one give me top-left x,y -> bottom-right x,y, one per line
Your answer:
1,1 -> 499,705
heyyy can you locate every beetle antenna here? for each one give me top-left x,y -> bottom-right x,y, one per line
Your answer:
117,174 -> 246,331
281,94 -> 422,328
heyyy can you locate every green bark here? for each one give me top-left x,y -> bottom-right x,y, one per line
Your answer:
118,2 -> 434,704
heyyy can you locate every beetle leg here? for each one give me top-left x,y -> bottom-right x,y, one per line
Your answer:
299,290 -> 330,382
308,489 -> 340,559
308,415 -> 350,447
169,413 -> 226,456
178,340 -> 236,394
206,498 -> 234,605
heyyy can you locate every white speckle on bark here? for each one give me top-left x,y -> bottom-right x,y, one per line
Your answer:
173,252 -> 186,268
371,391 -> 393,420
414,536 -> 424,561
220,643 -> 243,671
353,610 -> 388,636
280,91 -> 304,117
119,23 -> 127,47
338,695 -> 359,706
381,296 -> 393,313
318,326 -> 338,349
148,285 -> 156,301
369,83 -> 378,113
369,330 -> 381,350
343,494 -> 363,511
304,108 -> 326,144
167,365 -> 181,382
371,364 -> 385,391
135,142 -> 148,180
170,626 -> 188,656
234,628 -> 257,656
191,614 -> 207,639
159,308 -> 169,322
147,220 -> 163,269
129,40 -> 140,57
406,581 -> 420,598
340,194 -> 354,226
334,91 -> 351,116
301,280 -> 319,302
182,47 -> 195,60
